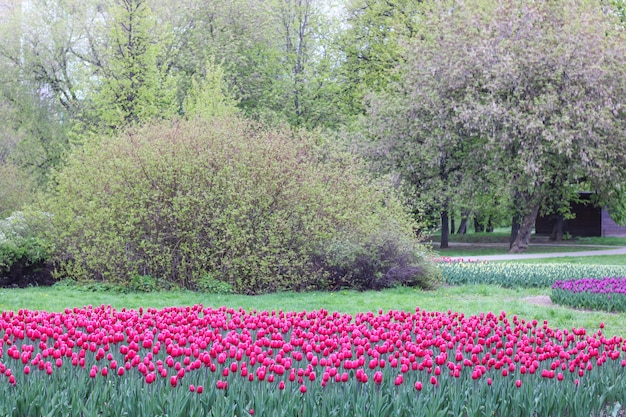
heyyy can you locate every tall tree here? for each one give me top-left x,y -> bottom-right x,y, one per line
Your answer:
271,0 -> 346,128
88,0 -> 177,133
182,60 -> 239,120
383,0 -> 626,253
0,0 -> 103,120
0,3 -> 74,186
338,0 -> 422,117
362,85 -> 497,248
165,0 -> 345,129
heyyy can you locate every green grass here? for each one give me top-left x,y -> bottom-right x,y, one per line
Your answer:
433,244 -> 606,257
573,236 -> 626,246
426,231 -> 511,244
504,255 -> 626,265
427,231 -> 626,246
1,284 -> 624,338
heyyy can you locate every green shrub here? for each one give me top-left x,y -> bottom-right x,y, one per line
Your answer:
0,211 -> 50,271
315,232 -> 439,291
0,163 -> 35,218
42,116 -> 436,293
195,273 -> 234,294
127,275 -> 159,292
440,262 -> 626,288
0,211 -> 52,287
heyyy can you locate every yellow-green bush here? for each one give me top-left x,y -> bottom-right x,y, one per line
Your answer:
42,116 -> 436,293
0,162 -> 34,218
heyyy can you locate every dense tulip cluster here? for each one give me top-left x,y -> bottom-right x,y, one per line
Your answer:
552,277 -> 626,312
441,262 -> 626,288
553,277 -> 626,294
1,305 -> 625,416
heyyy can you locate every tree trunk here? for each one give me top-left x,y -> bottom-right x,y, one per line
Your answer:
474,215 -> 485,233
450,216 -> 455,235
550,215 -> 564,241
509,214 -> 521,249
486,216 -> 494,233
509,205 -> 540,253
457,217 -> 468,234
440,210 -> 449,249
457,209 -> 470,234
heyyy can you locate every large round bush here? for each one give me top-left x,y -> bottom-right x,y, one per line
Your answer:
43,116 -> 436,293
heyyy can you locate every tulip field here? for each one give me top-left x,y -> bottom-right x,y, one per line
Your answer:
440,261 -> 626,288
552,277 -> 626,313
1,303 -> 626,416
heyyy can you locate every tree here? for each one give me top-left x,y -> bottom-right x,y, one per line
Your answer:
87,0 -> 177,133
270,0 -> 346,128
369,0 -> 626,253
338,0 -> 422,117
0,68 -> 72,186
182,60 -> 239,120
162,0 -> 346,129
362,85 -> 498,248
0,90 -> 70,187
0,0 -> 103,120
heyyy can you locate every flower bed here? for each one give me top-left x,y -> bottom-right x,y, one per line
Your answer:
551,277 -> 626,312
440,262 -> 626,288
1,305 -> 625,416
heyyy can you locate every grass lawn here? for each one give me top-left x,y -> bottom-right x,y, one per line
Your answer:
426,231 -> 511,244
428,231 -> 626,246
431,244 -> 608,257
1,284 -> 624,338
503,254 -> 626,265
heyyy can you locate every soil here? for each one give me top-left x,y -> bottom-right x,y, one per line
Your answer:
0,261 -> 56,288
521,295 -> 553,306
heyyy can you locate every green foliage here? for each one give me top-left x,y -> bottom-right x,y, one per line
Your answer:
1,355 -> 625,417
0,71 -> 71,188
43,116 -> 433,293
0,211 -> 51,272
127,274 -> 159,292
88,0 -> 177,133
441,262 -> 626,288
195,273 -> 234,294
0,163 -> 35,218
182,60 -> 239,120
316,231 -> 440,291
169,0 -> 346,129
365,0 -> 626,252
339,0 -> 422,116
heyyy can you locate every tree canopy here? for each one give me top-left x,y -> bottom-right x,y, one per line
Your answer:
362,0 -> 626,251
2,0 -> 626,257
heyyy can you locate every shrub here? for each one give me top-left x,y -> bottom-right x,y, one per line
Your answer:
315,232 -> 439,291
440,262 -> 626,288
0,211 -> 52,287
42,116 -> 436,293
0,163 -> 34,218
